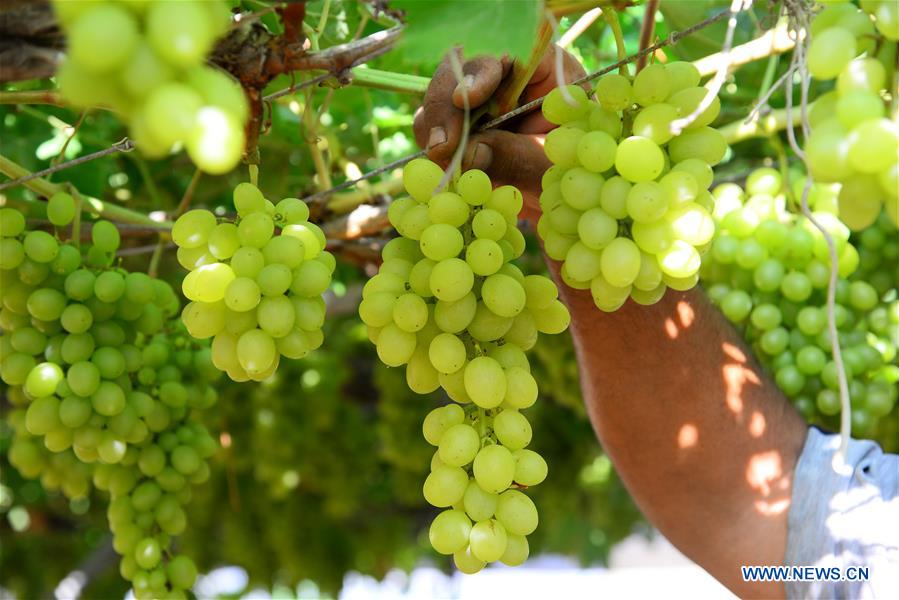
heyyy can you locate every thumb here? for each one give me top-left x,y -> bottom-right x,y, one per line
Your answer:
462,130 -> 550,197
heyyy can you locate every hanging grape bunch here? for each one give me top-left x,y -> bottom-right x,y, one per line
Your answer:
172,183 -> 335,382
537,62 -> 726,311
0,199 -> 221,599
804,1 -> 899,228
52,0 -> 247,174
700,169 -> 897,434
360,158 -> 569,572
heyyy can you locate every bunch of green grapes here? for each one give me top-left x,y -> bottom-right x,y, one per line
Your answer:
700,169 -> 897,434
537,61 -> 725,311
804,1 -> 898,228
360,158 -> 570,573
92,324 -> 220,600
0,200 -> 221,599
172,183 -> 335,382
52,0 -> 247,174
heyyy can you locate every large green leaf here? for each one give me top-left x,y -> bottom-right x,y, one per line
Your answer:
393,0 -> 541,63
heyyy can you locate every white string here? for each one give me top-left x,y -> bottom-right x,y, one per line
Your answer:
782,11 -> 852,465
545,10 -> 577,107
670,0 -> 752,135
439,51 -> 471,192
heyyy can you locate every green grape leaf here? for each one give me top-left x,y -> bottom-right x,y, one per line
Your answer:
393,0 -> 541,64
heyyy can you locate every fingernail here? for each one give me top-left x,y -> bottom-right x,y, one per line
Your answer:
470,143 -> 493,170
428,127 -> 447,149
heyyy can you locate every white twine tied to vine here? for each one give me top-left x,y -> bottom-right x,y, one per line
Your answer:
753,0 -> 854,473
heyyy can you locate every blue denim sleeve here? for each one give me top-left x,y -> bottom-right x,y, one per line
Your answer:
785,427 -> 899,599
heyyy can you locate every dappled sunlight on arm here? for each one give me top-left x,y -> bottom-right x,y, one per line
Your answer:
556,284 -> 808,599
746,450 -> 792,516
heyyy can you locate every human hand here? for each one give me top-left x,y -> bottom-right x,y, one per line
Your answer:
412,46 -> 587,202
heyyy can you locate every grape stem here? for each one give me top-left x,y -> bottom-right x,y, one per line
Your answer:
602,10 -> 629,76
478,408 -> 487,445
70,185 -> 82,249
302,88 -> 334,192
175,169 -> 203,218
147,239 -> 167,278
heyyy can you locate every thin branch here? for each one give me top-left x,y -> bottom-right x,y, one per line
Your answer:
0,138 -> 135,192
51,111 -> 88,168
693,21 -> 797,77
263,43 -> 395,102
348,68 -> 430,94
321,204 -> 389,240
0,90 -> 66,106
636,0 -> 660,72
559,8 -> 603,48
669,0 -> 751,136
0,154 -> 171,228
326,178 -> 404,214
300,150 -> 426,205
743,67 -> 794,123
262,27 -> 402,102
145,239 -> 170,274
717,106 -> 805,144
53,538 -> 116,600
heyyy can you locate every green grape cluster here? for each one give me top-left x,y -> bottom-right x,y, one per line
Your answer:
537,62 -> 725,311
52,0 -> 247,174
0,201 -> 221,599
804,2 -> 899,228
359,158 -> 570,573
172,182 -> 335,382
700,169 -> 898,434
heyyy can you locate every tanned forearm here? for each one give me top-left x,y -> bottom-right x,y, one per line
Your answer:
548,260 -> 808,599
